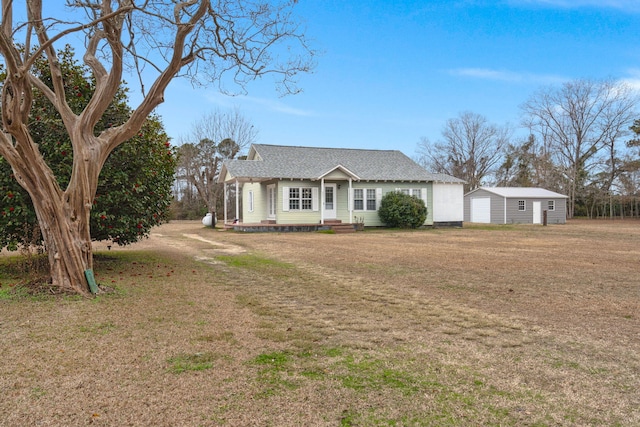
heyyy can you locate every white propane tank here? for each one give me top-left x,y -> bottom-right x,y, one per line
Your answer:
202,212 -> 213,227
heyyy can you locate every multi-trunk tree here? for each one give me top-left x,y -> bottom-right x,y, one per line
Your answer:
0,46 -> 176,251
0,1 -> 314,295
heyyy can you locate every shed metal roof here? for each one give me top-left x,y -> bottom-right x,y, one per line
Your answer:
221,144 -> 465,183
468,187 -> 568,198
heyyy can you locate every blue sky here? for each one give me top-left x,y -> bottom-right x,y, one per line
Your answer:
152,0 -> 640,158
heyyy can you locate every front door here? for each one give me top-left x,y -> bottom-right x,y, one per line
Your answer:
323,183 -> 337,219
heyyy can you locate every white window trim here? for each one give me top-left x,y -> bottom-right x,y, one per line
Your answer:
548,200 -> 555,211
395,187 -> 428,207
353,187 -> 382,211
518,200 -> 526,211
282,186 -> 319,212
248,190 -> 254,213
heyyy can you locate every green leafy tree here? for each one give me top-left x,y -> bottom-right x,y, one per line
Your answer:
0,1 -> 312,295
1,46 -> 176,251
378,192 -> 428,229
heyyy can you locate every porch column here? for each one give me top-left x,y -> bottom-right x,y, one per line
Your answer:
320,178 -> 325,224
235,179 -> 240,222
349,178 -> 353,223
223,182 -> 228,224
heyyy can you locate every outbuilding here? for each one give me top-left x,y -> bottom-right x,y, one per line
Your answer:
464,187 -> 568,224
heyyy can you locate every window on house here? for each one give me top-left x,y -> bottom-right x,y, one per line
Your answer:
548,200 -> 555,211
248,190 -> 254,213
518,200 -> 526,211
354,188 -> 379,211
289,188 -> 300,210
289,187 -> 313,211
301,188 -> 313,210
366,189 -> 377,210
354,189 -> 364,210
398,188 -> 423,199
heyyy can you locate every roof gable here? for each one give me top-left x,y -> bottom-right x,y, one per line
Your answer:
318,164 -> 360,180
221,144 -> 465,183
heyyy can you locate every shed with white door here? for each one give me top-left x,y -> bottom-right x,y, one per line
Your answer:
464,187 -> 568,224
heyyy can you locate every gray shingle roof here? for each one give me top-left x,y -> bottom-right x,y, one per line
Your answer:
222,144 -> 465,183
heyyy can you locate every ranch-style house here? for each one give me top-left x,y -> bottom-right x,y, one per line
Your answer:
219,144 -> 465,231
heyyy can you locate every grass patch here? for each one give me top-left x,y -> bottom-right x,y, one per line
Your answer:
167,352 -> 218,374
253,351 -> 290,370
462,223 -> 519,231
316,229 -> 335,234
336,354 -> 421,395
215,253 -> 292,270
0,253 -> 50,299
79,321 -> 116,335
251,350 -> 300,397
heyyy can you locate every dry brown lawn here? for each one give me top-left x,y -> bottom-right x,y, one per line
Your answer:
0,220 -> 638,426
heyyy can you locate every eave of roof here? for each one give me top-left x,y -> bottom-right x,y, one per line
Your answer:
466,187 -> 568,198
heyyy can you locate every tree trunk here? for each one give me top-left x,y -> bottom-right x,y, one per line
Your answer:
19,155 -> 95,296
1,126 -> 96,296
34,197 -> 92,296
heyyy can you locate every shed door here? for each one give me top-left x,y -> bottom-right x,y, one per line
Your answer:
532,201 -> 541,224
471,197 -> 491,223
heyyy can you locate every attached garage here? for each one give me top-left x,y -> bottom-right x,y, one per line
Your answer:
464,187 -> 568,224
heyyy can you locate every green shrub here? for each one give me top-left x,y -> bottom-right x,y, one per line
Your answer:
378,192 -> 427,228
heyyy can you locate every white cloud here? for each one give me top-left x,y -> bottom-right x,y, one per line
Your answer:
618,69 -> 640,92
204,93 -> 315,117
449,67 -> 566,85
506,0 -> 640,13
244,96 -> 315,117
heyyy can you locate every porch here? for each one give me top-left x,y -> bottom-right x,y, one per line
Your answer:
223,219 -> 357,233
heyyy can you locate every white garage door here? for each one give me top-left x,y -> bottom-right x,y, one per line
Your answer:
471,197 -> 491,223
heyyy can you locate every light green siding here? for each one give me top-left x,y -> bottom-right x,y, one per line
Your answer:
351,182 -> 433,226
277,180 -> 320,224
239,180 -> 434,226
242,182 -> 266,223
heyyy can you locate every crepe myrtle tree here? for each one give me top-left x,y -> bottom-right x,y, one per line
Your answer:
0,45 -> 176,252
0,1 -> 314,295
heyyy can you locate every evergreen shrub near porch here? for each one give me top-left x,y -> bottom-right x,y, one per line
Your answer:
378,191 -> 428,228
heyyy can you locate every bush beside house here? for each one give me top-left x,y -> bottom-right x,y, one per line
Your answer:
378,192 -> 428,228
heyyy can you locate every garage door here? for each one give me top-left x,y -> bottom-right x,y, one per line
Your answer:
471,197 -> 491,223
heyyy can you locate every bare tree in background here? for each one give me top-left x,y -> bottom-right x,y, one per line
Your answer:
177,109 -> 257,219
495,133 -> 565,190
417,111 -> 510,192
521,79 -> 637,218
0,1 -> 314,295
